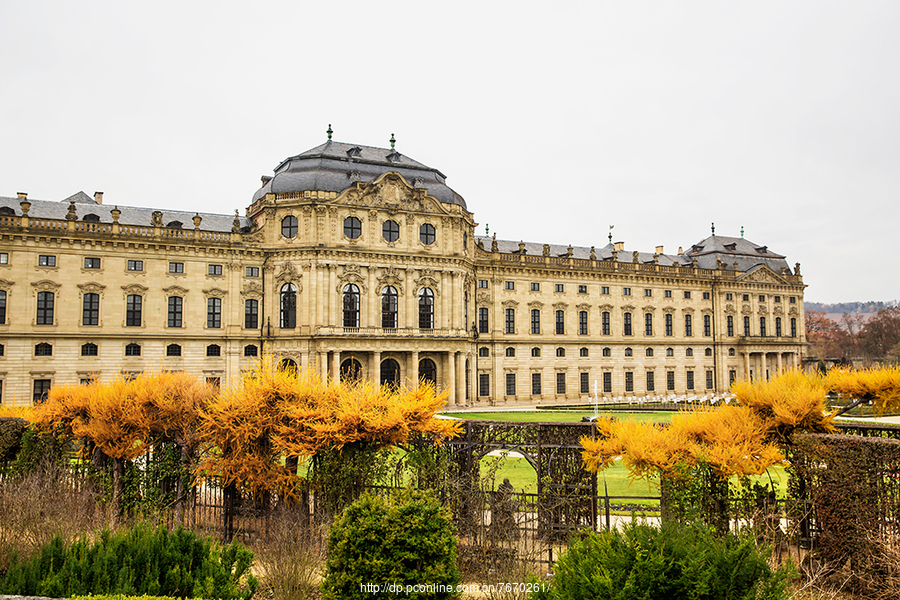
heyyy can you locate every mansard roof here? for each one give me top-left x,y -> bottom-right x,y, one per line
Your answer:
685,235 -> 791,272
251,140 -> 467,209
0,194 -> 252,233
476,237 -> 689,266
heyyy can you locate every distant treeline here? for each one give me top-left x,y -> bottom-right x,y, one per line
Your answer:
806,300 -> 897,314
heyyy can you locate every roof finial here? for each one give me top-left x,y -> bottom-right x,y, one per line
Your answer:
740,225 -> 744,238
485,223 -> 489,236
390,133 -> 396,150
326,124 -> 333,140
711,222 -> 715,236
609,224 -> 614,244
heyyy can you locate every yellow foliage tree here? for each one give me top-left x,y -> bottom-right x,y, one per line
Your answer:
824,365 -> 900,416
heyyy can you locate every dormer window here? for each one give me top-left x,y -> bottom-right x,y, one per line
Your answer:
755,246 -> 768,254
166,221 -> 183,229
0,207 -> 15,216
346,146 -> 362,158
386,151 -> 401,163
724,243 -> 737,251
83,214 -> 101,222
692,245 -> 704,252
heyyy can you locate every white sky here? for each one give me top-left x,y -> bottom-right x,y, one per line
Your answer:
1,0 -> 898,305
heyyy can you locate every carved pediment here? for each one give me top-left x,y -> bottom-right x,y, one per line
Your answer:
662,306 -> 676,315
577,303 -> 592,311
621,304 -> 636,312
163,285 -> 189,296
241,282 -> 263,298
415,269 -> 440,295
789,305 -> 799,316
681,307 -> 695,314
642,305 -> 657,313
528,301 -> 544,309
32,280 -> 61,292
121,283 -> 148,294
77,282 -> 106,294
741,303 -> 752,315
724,303 -> 736,315
204,287 -> 228,299
337,264 -> 368,293
773,305 -> 784,315
0,278 -> 13,291
552,302 -> 569,310
340,172 -> 447,215
276,261 -> 301,285
501,299 -> 519,309
377,266 -> 405,294
738,266 -> 785,285
598,303 -> 614,312
476,290 -> 491,305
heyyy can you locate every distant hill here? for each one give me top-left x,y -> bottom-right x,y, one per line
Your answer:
806,301 -> 896,314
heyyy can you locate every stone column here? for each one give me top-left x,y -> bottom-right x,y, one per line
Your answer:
406,269 -> 415,329
410,350 -> 419,387
332,351 -> 341,382
315,265 -> 324,330
743,352 -> 751,380
441,271 -> 449,329
367,266 -> 376,328
372,351 -> 381,385
447,351 -> 456,407
776,352 -> 783,374
329,265 -> 338,327
300,351 -> 309,376
449,272 -> 457,330
455,351 -> 464,406
318,351 -> 327,380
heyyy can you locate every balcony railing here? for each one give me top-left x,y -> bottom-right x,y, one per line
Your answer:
315,325 -> 468,338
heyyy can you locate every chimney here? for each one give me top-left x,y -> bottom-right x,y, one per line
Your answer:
655,245 -> 664,254
614,241 -> 624,251
16,192 -> 27,199
677,246 -> 683,255
94,191 -> 103,205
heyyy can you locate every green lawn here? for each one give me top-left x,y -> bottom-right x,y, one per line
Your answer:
444,410 -> 675,423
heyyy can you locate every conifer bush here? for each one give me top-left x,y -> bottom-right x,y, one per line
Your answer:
0,523 -> 257,599
322,489 -> 461,600
530,520 -> 793,600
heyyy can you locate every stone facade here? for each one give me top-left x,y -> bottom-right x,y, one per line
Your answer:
0,140 -> 806,406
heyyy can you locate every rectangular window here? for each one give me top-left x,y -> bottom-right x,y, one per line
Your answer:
759,316 -> 766,337
244,344 -> 258,357
603,372 -> 612,394
246,266 -> 260,277
36,291 -> 55,325
505,308 -> 515,334
729,370 -> 737,384
686,370 -> 694,391
743,294 -> 750,301
727,316 -> 734,337
557,372 -> 566,395
725,293 -> 733,301
33,379 -> 52,404
664,290 -> 672,298
789,296 -> 796,304
623,287 -> 631,296
38,255 -> 56,267
531,309 -> 540,334
646,371 -> 655,392
684,314 -> 692,337
706,370 -> 714,389
84,257 -> 101,269
82,293 -> 99,326
127,260 -> 143,271
245,299 -> 259,329
703,315 -> 711,337
479,373 -> 490,397
0,290 -> 5,324
743,316 -> 751,336
601,286 -> 610,295
601,311 -> 610,335
644,288 -> 652,297
774,295 -> 781,303
579,311 -> 588,335
775,317 -> 782,337
703,292 -> 710,300
624,313 -> 632,336
532,373 -> 542,395
530,282 -> 540,292
169,262 -> 184,273
645,313 -> 653,336
555,284 -> 564,293
505,281 -> 515,290
665,314 -> 673,336
667,371 -> 675,391
580,372 -> 589,394
791,318 -> 797,338
0,252 -> 7,264
208,297 -> 222,328
578,285 -> 587,294
208,264 -> 223,276
506,373 -> 516,396
478,279 -> 488,289
126,295 -> 142,326
759,295 -> 765,303
555,310 -> 565,335
479,307 -> 489,334
625,371 -> 634,392
168,296 -> 183,328
684,291 -> 692,299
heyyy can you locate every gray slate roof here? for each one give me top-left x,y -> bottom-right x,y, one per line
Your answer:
251,140 -> 467,209
684,235 -> 791,272
0,194 -> 252,233
476,237 -> 690,266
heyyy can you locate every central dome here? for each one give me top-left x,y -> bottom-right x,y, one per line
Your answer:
251,140 -> 466,209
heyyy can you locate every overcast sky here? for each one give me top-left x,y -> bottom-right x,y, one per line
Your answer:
2,1 -> 897,305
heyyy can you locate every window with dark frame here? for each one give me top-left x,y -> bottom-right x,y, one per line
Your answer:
126,294 -> 142,326
776,317 -> 782,337
208,264 -> 223,276
580,372 -> 589,394
684,314 -> 692,337
532,373 -> 542,395
169,262 -> 184,273
505,281 -> 515,290
644,313 -> 653,336
382,286 -> 398,328
479,307 -> 489,333
601,286 -> 609,295
128,260 -> 143,271
624,312 -> 632,336
125,343 -> 141,356
602,347 -> 610,357
344,216 -> 362,239
82,293 -> 99,326
555,310 -> 565,334
419,223 -> 436,245
704,314 -> 711,336
556,347 -> 565,357
344,284 -> 361,328
84,257 -> 101,269
505,308 -> 515,334
578,285 -> 587,294
245,266 -> 259,277
245,299 -> 259,329
556,372 -> 566,395
531,347 -> 541,357
530,283 -> 540,292
625,347 -> 633,357
166,344 -> 182,357
686,370 -> 694,390
665,313 -> 673,336
506,373 -> 516,396
667,370 -> 675,391
168,297 -> 183,328
281,283 -> 297,329
479,373 -> 490,397
36,291 -> 54,325
206,344 -> 221,357
743,316 -> 751,336
759,316 -> 766,337
383,220 -> 400,242
418,288 -> 434,329
35,342 -> 52,356
82,343 -> 98,356
727,315 -> 734,336
646,371 -> 655,392
602,311 -> 610,335
531,309 -> 540,334
38,255 -> 56,267
33,379 -> 51,403
603,371 -> 612,393
684,291 -> 691,299
207,297 -> 222,328
706,370 -> 714,389
625,371 -> 634,392
244,344 -> 258,357
579,311 -> 588,335
555,284 -> 564,293
281,215 -> 298,238
506,347 -> 515,357
581,347 -> 589,357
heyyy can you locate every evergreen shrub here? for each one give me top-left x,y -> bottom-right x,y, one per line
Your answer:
0,522 -> 257,599
530,520 -> 793,600
322,489 -> 461,600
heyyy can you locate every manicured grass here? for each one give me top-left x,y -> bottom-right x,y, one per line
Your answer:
444,410 -> 675,423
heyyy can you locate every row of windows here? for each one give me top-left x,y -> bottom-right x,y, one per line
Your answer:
484,308 -> 716,337
483,367 -> 718,397
279,215 -> 439,246
31,342 -> 260,358
279,284 -> 438,329
725,292 -> 796,304
479,346 -> 717,358
30,255 -> 260,277
725,315 -> 797,338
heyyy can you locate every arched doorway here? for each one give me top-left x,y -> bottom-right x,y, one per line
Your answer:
381,358 -> 400,388
419,358 -> 437,387
341,358 -> 363,383
279,357 -> 298,373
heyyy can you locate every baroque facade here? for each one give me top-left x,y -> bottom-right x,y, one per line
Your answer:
0,138 -> 806,406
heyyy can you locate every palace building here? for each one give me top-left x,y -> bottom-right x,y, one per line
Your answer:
0,136 -> 806,406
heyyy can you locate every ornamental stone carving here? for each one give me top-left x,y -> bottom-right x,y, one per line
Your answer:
476,290 -> 492,305
415,269 -> 440,295
337,264 -> 368,293
203,287 -> 228,299
501,299 -> 519,308
276,261 -> 301,285
32,280 -> 61,293
162,285 -> 189,296
241,282 -> 263,298
552,302 -> 569,310
377,266 -> 405,294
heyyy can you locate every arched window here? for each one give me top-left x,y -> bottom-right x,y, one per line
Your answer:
244,344 -> 258,357
685,348 -> 693,357
341,358 -> 363,382
381,358 -> 400,388
646,348 -> 654,357
81,342 -> 98,356
381,286 -> 398,328
666,347 -> 674,357
125,343 -> 141,356
624,347 -> 633,357
343,284 -> 360,327
83,213 -> 100,222
166,344 -> 182,357
705,347 -> 713,356
166,220 -> 183,229
556,347 -> 565,357
602,347 -> 611,357
418,288 -> 434,329
207,344 -> 221,357
281,283 -> 297,329
506,347 -> 515,357
281,215 -> 298,238
344,216 -> 362,239
279,358 -> 298,373
581,347 -> 590,357
419,358 -> 437,386
383,220 -> 400,242
531,347 -> 541,357
479,347 -> 489,357
728,348 -> 736,356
